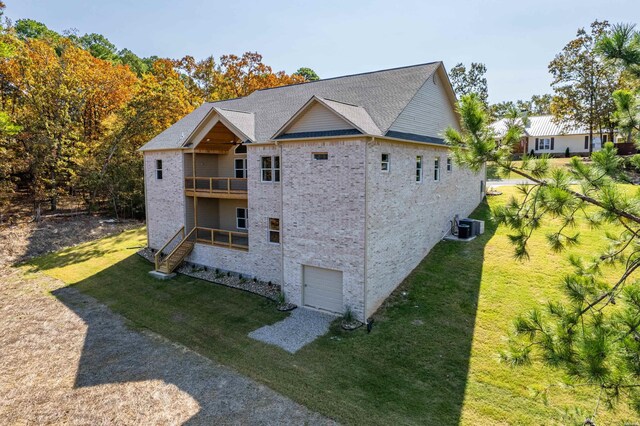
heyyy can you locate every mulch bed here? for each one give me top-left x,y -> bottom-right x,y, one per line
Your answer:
137,248 -> 282,302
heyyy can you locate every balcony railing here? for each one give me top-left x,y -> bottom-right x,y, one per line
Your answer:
194,226 -> 249,251
185,177 -> 247,196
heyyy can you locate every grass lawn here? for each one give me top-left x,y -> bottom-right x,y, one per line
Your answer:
487,157 -> 576,180
26,189 -> 637,425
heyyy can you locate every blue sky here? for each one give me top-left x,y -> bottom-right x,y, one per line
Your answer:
8,0 -> 640,103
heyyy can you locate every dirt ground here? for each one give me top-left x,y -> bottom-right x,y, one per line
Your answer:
0,215 -> 141,269
0,216 -> 331,425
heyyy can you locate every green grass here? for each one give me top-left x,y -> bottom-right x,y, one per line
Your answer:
27,192 -> 637,425
487,157 -> 574,180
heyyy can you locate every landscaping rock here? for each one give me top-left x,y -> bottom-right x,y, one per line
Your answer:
137,248 -> 281,301
248,308 -> 336,353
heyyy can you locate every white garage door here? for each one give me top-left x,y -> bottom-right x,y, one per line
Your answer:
303,266 -> 343,313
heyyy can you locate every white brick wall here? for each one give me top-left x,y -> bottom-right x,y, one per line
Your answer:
365,139 -> 484,318
144,139 -> 484,323
184,143 -> 283,284
144,150 -> 186,250
280,139 -> 367,319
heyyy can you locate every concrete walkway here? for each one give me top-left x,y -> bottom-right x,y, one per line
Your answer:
0,267 -> 333,425
249,308 -> 336,354
487,178 -> 535,187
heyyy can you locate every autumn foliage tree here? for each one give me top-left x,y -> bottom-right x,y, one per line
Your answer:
0,7 -> 309,220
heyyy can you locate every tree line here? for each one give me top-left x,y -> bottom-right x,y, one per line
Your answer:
0,4 -> 318,220
451,20 -> 638,150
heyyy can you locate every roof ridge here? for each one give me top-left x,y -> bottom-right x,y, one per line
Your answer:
215,106 -> 255,114
249,61 -> 442,95
319,97 -> 362,108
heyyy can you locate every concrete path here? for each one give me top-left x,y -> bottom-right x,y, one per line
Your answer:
249,308 -> 336,354
0,267 -> 333,425
487,178 -> 535,187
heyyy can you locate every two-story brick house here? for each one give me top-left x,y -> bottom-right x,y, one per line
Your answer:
139,62 -> 485,322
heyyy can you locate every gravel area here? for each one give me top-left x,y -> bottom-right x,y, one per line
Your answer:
0,266 -> 333,425
248,308 -> 337,354
138,247 -> 282,301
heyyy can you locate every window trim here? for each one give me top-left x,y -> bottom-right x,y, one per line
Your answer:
268,217 -> 280,244
260,155 -> 281,183
234,158 -> 247,179
416,155 -> 423,183
381,153 -> 390,172
155,159 -> 163,180
446,157 -> 452,172
236,207 -> 248,230
434,157 -> 440,181
539,138 -> 551,150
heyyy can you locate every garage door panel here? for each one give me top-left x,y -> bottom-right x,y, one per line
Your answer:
303,266 -> 343,313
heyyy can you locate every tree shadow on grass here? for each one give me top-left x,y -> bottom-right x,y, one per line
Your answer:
50,256 -> 320,425
21,227 -> 143,273
47,199 -> 497,425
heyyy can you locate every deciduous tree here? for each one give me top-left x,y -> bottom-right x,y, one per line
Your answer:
549,20 -> 620,152
294,67 -> 319,81
449,62 -> 488,105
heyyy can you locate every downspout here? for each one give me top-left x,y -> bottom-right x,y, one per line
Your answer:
363,137 -> 373,323
278,141 -> 285,298
144,153 -> 150,248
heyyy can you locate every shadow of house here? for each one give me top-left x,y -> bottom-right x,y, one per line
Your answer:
48,199 -> 496,425
355,198 -> 498,425
51,284 -> 327,425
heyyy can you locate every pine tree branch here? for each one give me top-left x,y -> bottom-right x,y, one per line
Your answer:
497,162 -> 640,225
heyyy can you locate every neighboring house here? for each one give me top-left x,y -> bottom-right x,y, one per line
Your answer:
492,115 -> 630,156
139,62 -> 485,322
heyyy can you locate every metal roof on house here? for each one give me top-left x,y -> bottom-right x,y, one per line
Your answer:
492,115 -> 589,138
139,62 -> 442,151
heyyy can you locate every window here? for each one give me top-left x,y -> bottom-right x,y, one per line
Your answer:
313,152 -> 328,160
434,157 -> 440,181
234,158 -> 247,178
381,153 -> 390,172
446,157 -> 452,172
268,217 -> 280,244
261,156 -> 281,182
155,159 -> 163,180
236,208 -> 248,230
584,135 -> 589,150
539,138 -> 551,150
416,156 -> 423,182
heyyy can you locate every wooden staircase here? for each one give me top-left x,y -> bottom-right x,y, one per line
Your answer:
154,227 -> 196,275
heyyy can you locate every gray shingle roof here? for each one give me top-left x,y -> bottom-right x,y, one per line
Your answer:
215,108 -> 255,141
140,62 -> 441,151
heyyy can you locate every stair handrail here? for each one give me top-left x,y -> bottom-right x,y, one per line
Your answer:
154,226 -> 185,270
160,227 -> 197,271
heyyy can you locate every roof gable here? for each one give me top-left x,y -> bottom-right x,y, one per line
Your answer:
272,96 -> 381,139
387,65 -> 460,139
182,108 -> 253,149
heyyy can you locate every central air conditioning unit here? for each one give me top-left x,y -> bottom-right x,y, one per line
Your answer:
455,217 -> 485,240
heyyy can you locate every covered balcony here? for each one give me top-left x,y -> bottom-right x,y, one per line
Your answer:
184,111 -> 253,251
184,120 -> 249,200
